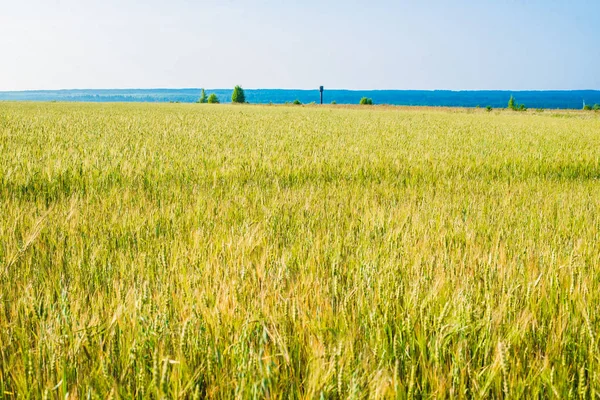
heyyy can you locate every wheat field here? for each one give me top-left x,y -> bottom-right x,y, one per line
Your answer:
1,102 -> 600,398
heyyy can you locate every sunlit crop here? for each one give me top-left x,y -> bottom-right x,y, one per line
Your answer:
1,102 -> 600,398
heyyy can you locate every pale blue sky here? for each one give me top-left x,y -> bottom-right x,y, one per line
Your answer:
1,0 -> 598,91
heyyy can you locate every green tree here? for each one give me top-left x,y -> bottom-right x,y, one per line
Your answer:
293,99 -> 302,105
207,94 -> 220,104
360,97 -> 373,105
331,100 -> 337,105
486,105 -> 493,112
198,89 -> 207,104
508,95 -> 516,110
583,104 -> 592,111
232,85 -> 246,103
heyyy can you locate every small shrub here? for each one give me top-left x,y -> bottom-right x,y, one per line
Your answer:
293,99 -> 302,105
593,104 -> 600,111
360,97 -> 373,105
207,94 -> 220,104
331,101 -> 337,105
519,104 -> 527,111
583,104 -> 592,111
486,106 -> 492,112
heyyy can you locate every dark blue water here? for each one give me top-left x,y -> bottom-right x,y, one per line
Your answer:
1,88 -> 599,109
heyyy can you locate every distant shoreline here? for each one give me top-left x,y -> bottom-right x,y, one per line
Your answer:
2,102 -> 598,115
1,89 -> 599,109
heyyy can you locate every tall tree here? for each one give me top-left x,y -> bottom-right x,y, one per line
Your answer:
232,86 -> 246,103
508,95 -> 516,110
199,89 -> 207,104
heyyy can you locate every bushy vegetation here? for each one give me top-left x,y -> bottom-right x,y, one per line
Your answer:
1,103 -> 600,398
583,103 -> 599,111
508,95 -> 527,111
231,85 -> 246,104
207,93 -> 219,104
293,99 -> 302,105
360,97 -> 374,105
486,105 -> 492,112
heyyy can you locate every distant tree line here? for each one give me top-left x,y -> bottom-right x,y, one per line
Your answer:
508,95 -> 527,111
583,103 -> 600,111
197,87 -> 381,106
195,89 -> 600,110
197,86 -> 246,104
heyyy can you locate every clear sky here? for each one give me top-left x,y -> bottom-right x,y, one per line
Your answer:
1,0 -> 599,91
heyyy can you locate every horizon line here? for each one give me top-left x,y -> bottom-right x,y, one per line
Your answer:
2,87 -> 600,93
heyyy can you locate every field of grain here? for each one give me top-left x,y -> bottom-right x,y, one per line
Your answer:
1,103 -> 600,398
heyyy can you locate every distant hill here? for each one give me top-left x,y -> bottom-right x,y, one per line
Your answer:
1,89 -> 599,109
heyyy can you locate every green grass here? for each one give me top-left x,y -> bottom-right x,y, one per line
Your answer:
1,102 -> 600,398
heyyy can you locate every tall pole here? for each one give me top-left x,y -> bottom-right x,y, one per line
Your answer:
320,86 -> 324,105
